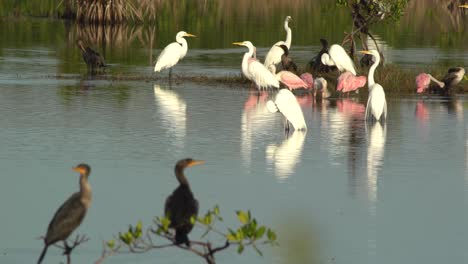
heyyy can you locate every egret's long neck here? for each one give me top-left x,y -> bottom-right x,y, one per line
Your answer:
79,174 -> 92,208
175,166 -> 189,186
428,74 -> 445,88
242,47 -> 254,74
368,55 -> 380,88
177,37 -> 188,58
284,21 -> 291,49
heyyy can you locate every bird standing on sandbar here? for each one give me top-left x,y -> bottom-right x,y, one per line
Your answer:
165,158 -> 204,246
154,31 -> 196,78
37,164 -> 92,264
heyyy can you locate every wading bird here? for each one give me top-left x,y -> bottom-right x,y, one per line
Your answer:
460,4 -> 468,8
276,71 -> 308,90
233,41 -> 280,90
360,50 -> 387,122
337,71 -> 367,94
76,40 -> 105,71
308,38 -> 336,73
154,31 -> 196,78
415,73 -> 444,93
314,77 -> 330,98
300,73 -> 314,90
442,67 -> 465,89
267,89 -> 307,131
37,164 -> 92,264
264,16 -> 292,73
276,44 -> 297,74
165,158 -> 204,246
321,44 -> 357,75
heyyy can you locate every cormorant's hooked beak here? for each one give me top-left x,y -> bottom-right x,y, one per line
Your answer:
188,160 -> 205,167
232,42 -> 244,47
359,50 -> 372,55
459,4 -> 468,8
73,166 -> 86,175
184,33 -> 196,37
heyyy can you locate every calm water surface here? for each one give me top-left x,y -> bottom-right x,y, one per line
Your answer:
0,12 -> 467,264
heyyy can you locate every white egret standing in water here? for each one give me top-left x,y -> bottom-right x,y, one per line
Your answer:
267,89 -> 307,131
321,44 -> 357,75
264,16 -> 292,73
154,31 -> 196,77
233,41 -> 280,90
360,50 -> 387,122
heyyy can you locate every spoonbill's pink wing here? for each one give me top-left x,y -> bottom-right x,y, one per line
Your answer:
337,71 -> 353,91
300,73 -> 314,89
278,71 -> 308,90
347,75 -> 367,92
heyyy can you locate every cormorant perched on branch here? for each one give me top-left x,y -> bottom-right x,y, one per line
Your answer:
37,164 -> 92,264
165,158 -> 204,246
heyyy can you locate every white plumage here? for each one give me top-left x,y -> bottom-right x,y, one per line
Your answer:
361,50 -> 387,122
321,44 -> 356,75
154,31 -> 195,73
264,16 -> 292,73
267,89 -> 307,131
233,41 -> 279,89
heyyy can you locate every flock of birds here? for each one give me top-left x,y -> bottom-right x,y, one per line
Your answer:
38,6 -> 468,263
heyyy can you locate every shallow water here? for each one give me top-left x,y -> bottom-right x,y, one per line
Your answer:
0,8 -> 468,264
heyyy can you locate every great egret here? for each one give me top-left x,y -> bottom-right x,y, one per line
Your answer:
360,50 -> 387,122
276,71 -> 308,90
415,73 -> 444,93
233,41 -> 280,90
321,44 -> 357,75
314,77 -> 330,98
300,73 -> 314,89
460,4 -> 468,8
154,31 -> 196,77
38,164 -> 92,264
76,40 -> 105,71
337,71 -> 367,94
165,158 -> 204,246
267,89 -> 307,131
264,16 -> 292,73
276,44 -> 297,74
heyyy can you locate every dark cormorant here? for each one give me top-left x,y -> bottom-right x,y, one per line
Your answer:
276,44 -> 297,74
37,164 -> 92,264
76,40 -> 106,71
431,67 -> 466,96
164,158 -> 204,246
308,39 -> 336,73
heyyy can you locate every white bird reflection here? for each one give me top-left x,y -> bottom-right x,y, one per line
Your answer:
153,84 -> 186,151
266,131 -> 307,181
241,92 -> 276,168
366,122 -> 386,204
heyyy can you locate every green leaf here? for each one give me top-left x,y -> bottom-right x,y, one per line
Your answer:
190,216 -> 196,225
267,229 -> 277,241
237,243 -> 244,254
136,221 -> 142,232
161,217 -> 171,231
236,210 -> 249,224
106,239 -> 115,248
227,233 -> 237,241
255,226 -> 266,239
214,205 -> 220,215
203,214 -> 212,225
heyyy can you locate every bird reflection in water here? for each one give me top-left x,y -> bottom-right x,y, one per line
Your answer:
441,97 -> 464,121
266,131 -> 307,181
153,84 -> 187,152
241,91 -> 274,168
366,122 -> 386,204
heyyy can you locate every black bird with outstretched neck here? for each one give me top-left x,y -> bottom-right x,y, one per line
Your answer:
76,40 -> 105,71
37,164 -> 92,264
165,158 -> 204,246
276,44 -> 297,74
309,38 -> 336,73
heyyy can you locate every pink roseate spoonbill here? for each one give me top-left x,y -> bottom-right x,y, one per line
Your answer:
415,73 -> 444,93
154,31 -> 196,78
300,73 -> 314,90
337,71 -> 367,94
233,41 -> 280,90
360,50 -> 387,122
276,71 -> 308,90
314,77 -> 330,98
321,44 -> 357,75
265,16 -> 292,73
267,89 -> 307,132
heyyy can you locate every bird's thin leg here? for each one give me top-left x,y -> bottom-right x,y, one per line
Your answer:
169,68 -> 173,80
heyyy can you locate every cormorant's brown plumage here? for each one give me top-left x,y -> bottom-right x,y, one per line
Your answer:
37,164 -> 92,264
76,40 -> 105,70
164,158 -> 204,246
309,39 -> 336,73
277,44 -> 297,74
